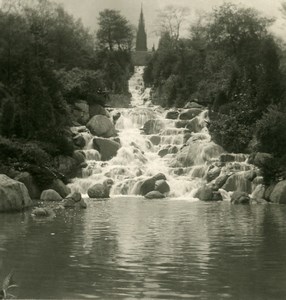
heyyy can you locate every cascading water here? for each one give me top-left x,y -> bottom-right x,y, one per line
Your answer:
69,66 -> 256,200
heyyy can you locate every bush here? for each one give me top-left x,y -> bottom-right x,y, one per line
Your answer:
0,137 -> 51,165
255,106 -> 286,157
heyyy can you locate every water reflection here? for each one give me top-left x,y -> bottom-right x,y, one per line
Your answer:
1,200 -> 286,299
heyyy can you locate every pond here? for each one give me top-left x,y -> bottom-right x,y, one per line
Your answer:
1,198 -> 286,299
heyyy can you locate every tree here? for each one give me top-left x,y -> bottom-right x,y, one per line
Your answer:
96,9 -> 134,51
156,5 -> 190,42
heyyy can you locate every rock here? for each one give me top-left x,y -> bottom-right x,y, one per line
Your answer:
222,173 -> 252,194
112,112 -> 121,124
184,101 -> 204,109
87,179 -> 114,198
169,146 -> 178,154
79,199 -> 87,209
70,126 -> 88,135
88,183 -> 106,198
175,120 -> 189,128
89,103 -> 109,118
62,198 -> 76,208
231,191 -> 250,204
87,115 -> 116,138
264,184 -> 276,201
73,134 -> 86,148
158,148 -> 169,158
145,191 -> 165,199
150,135 -> 161,145
49,179 -> 71,198
31,207 -> 55,217
142,119 -> 164,135
166,111 -> 179,120
220,154 -> 236,163
244,170 -> 257,181
93,138 -> 120,161
155,180 -> 170,194
215,175 -> 229,189
53,155 -> 78,178
194,185 -> 213,201
72,100 -> 90,125
14,172 -> 41,200
212,191 -> 223,201
183,132 -> 192,143
140,178 -> 156,196
153,173 -> 167,181
174,168 -> 184,176
186,117 -> 204,133
80,162 -> 88,168
179,108 -> 202,120
66,191 -> 82,202
250,198 -> 268,205
73,150 -> 86,164
40,189 -> 63,202
0,175 -> 33,212
206,166 -> 221,182
269,181 -> 286,204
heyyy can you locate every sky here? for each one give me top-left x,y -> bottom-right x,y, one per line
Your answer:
4,0 -> 286,47
52,0 -> 286,48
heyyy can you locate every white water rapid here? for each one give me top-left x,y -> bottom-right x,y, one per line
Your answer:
69,66 -> 255,200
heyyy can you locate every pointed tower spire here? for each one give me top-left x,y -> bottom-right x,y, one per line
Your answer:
136,4 -> 147,51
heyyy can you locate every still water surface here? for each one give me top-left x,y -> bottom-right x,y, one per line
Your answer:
1,198 -> 286,299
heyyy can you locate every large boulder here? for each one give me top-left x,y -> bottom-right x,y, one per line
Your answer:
231,191 -> 250,204
49,179 -> 71,198
179,108 -> 202,120
269,181 -> 286,204
0,175 -> 33,212
155,180 -> 170,194
87,179 -> 114,198
73,134 -> 86,148
89,103 -> 109,118
206,166 -> 221,182
93,138 -> 120,161
153,173 -> 167,181
142,119 -> 164,135
222,172 -> 252,194
14,172 -> 41,200
194,185 -> 214,201
73,150 -> 86,164
215,174 -> 231,189
87,115 -> 116,138
140,178 -> 156,196
186,117 -> 204,133
40,189 -> 63,202
184,101 -> 204,109
149,135 -> 161,146
31,207 -> 55,217
166,111 -> 179,120
145,191 -> 165,199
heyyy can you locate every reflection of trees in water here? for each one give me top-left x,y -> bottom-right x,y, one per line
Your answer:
2,201 -> 286,299
203,204 -> 286,299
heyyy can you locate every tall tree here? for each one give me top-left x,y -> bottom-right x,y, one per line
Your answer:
97,9 -> 134,51
156,5 -> 190,42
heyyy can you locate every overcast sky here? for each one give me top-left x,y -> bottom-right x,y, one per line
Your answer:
51,0 -> 285,48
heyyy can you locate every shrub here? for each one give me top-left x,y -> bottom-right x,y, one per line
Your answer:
255,106 -> 286,157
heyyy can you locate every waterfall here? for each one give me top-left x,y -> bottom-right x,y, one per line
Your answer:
68,66 -> 257,200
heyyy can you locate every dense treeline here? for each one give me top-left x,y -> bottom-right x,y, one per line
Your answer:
0,0 -> 133,180
144,3 -> 286,183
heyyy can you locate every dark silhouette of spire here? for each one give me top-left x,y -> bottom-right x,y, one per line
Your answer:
136,4 -> 147,51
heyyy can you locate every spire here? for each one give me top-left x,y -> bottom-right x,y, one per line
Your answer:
136,4 -> 147,51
